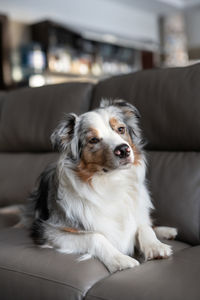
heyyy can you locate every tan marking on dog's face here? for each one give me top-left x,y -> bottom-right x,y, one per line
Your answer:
131,142 -> 141,166
77,145 -> 114,183
109,117 -> 125,132
127,135 -> 141,166
109,117 -> 119,130
77,157 -> 103,183
86,128 -> 100,143
76,127 -> 112,183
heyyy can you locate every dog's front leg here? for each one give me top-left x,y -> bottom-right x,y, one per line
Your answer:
137,225 -> 172,261
50,229 -> 139,273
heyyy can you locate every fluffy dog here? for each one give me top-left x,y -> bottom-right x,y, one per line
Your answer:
24,99 -> 177,273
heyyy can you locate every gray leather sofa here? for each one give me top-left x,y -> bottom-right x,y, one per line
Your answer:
0,64 -> 200,300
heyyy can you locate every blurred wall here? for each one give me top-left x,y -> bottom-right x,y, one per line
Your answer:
184,8 -> 200,59
1,0 -> 159,48
185,9 -> 200,49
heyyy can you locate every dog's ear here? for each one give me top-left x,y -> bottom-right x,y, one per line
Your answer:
115,100 -> 141,120
100,99 -> 111,108
51,113 -> 78,152
101,99 -> 140,119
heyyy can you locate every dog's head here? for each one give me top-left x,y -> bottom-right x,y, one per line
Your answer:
51,99 -> 143,182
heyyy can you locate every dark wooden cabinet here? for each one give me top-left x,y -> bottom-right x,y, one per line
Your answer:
0,15 -> 11,89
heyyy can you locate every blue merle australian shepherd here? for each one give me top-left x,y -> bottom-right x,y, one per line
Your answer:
22,99 -> 177,273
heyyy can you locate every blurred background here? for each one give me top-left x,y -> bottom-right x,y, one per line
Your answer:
1,0 -> 200,90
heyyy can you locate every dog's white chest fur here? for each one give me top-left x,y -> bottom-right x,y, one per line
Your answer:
60,163 -> 151,256
89,192 -> 137,255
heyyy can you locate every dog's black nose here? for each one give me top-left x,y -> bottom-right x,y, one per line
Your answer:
114,144 -> 130,158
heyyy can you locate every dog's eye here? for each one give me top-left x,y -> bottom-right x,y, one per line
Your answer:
118,127 -> 125,134
89,137 -> 100,144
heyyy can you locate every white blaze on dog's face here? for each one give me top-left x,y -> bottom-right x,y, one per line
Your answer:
51,99 -> 142,182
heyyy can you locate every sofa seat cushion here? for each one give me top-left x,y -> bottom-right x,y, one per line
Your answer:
0,228 -> 109,300
0,207 -> 20,229
86,245 -> 200,300
0,228 -> 190,300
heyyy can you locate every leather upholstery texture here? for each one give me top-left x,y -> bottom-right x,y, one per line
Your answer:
92,63 -> 200,151
0,228 -> 109,300
147,151 -> 200,245
0,82 -> 93,152
86,245 -> 200,300
0,92 -> 5,119
0,228 -> 190,300
0,64 -> 200,300
0,153 -> 58,207
0,212 -> 20,229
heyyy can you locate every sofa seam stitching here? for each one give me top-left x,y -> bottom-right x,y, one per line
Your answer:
85,295 -> 111,300
83,272 -> 113,299
84,244 -> 193,299
0,265 -> 84,294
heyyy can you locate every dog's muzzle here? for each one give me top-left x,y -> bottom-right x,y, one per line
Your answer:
114,144 -> 131,159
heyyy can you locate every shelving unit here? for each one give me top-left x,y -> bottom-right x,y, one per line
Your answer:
0,15 -> 12,89
0,18 -> 155,89
27,20 -> 144,86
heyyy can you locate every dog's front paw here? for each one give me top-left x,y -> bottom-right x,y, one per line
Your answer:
106,254 -> 140,273
143,241 -> 172,261
154,226 -> 178,240
163,227 -> 178,240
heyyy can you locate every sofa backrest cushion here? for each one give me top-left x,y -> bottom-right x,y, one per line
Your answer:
0,82 -> 93,152
147,151 -> 200,246
0,82 -> 93,207
1,66 -> 200,246
0,153 -> 59,207
0,92 -> 5,120
92,63 -> 200,151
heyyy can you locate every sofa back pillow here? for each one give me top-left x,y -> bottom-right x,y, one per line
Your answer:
92,64 -> 200,151
0,82 -> 93,152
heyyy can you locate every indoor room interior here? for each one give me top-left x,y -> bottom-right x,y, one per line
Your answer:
1,0 -> 200,89
1,1 -> 200,300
